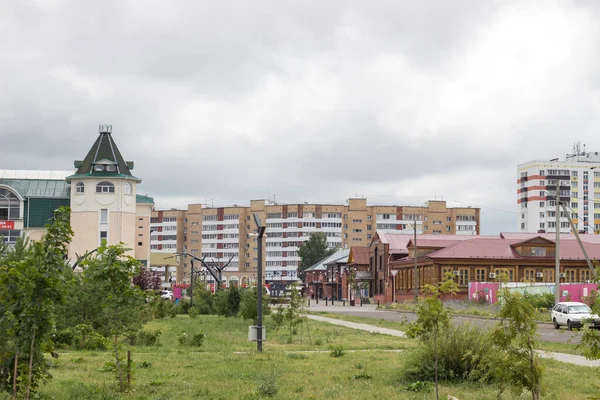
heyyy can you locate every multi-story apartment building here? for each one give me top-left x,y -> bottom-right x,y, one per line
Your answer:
160,199 -> 480,286
517,144 -> 600,234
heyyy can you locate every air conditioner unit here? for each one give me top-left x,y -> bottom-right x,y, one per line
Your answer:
453,270 -> 460,276
559,273 -> 566,278
536,272 -> 543,278
489,273 -> 497,279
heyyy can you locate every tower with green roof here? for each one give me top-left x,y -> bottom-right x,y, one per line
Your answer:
66,125 -> 143,260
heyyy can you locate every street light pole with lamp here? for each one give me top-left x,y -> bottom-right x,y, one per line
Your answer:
252,214 -> 266,352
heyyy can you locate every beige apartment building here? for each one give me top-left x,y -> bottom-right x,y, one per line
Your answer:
150,199 -> 480,287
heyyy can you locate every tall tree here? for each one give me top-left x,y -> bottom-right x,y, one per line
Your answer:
298,232 -> 335,276
0,206 -> 73,399
132,268 -> 162,291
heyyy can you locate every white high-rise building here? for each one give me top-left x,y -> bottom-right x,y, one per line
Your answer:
517,143 -> 600,234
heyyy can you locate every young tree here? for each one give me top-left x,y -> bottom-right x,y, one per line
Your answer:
81,244 -> 145,392
490,283 -> 543,400
284,282 -> 310,343
579,265 -> 600,398
406,272 -> 458,400
239,287 -> 271,323
0,206 -> 73,399
132,268 -> 162,291
298,232 -> 335,276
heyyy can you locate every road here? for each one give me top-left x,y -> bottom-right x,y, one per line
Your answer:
307,303 -> 580,345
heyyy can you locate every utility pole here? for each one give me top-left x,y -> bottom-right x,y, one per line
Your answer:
253,214 -> 266,352
555,178 -> 561,304
413,221 -> 418,302
190,258 -> 195,308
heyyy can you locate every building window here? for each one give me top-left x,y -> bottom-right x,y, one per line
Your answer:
75,182 -> 85,194
138,242 -> 143,246
100,231 -> 107,245
124,182 -> 133,195
96,181 -> 115,193
100,209 -> 108,224
0,187 -> 20,220
476,268 -> 486,281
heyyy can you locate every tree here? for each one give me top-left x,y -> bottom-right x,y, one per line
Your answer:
578,265 -> 600,398
489,280 -> 543,400
298,232 -> 335,276
283,282 -> 310,343
406,272 -> 458,400
239,288 -> 271,323
0,206 -> 73,399
132,268 -> 162,291
80,244 -> 146,392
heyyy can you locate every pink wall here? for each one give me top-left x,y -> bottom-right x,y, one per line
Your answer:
173,286 -> 183,300
559,284 -> 597,303
469,282 -> 498,304
468,282 -> 598,304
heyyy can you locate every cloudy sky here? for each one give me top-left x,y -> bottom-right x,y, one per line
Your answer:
1,0 -> 599,234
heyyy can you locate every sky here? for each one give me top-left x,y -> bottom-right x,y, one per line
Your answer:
2,0 -> 600,234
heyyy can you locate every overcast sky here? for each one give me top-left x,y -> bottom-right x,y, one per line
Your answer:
1,0 -> 599,234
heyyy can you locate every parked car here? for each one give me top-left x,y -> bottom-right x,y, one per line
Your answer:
160,290 -> 173,300
551,302 -> 600,330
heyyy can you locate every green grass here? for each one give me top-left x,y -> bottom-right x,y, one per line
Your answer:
14,315 -> 600,399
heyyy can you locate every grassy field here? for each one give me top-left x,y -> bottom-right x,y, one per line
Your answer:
10,315 -> 600,399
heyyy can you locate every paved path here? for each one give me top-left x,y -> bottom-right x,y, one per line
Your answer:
307,312 -> 600,368
307,303 -> 581,345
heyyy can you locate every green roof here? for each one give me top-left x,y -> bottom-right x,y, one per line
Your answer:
0,179 -> 70,198
67,128 -> 140,183
136,194 -> 154,204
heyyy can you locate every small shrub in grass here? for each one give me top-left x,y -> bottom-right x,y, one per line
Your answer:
149,379 -> 164,386
54,324 -> 108,350
402,324 -> 493,383
404,381 -> 433,392
351,371 -> 373,380
256,375 -> 278,397
178,332 -> 205,347
125,329 -> 162,346
139,361 -> 152,368
329,345 -> 345,358
169,306 -> 178,318
188,306 -> 199,319
314,338 -> 323,346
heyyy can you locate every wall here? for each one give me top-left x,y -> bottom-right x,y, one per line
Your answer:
468,282 -> 599,304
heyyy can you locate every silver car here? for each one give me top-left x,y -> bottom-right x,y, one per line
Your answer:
552,302 -> 600,330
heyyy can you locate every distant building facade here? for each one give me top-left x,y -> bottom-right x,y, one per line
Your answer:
517,143 -> 600,234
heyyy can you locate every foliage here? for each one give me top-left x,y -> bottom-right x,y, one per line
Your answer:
124,330 -> 162,347
239,287 -> 271,323
132,268 -> 162,291
329,345 -> 345,357
270,307 -> 285,334
0,206 -> 73,398
284,282 -> 310,344
402,324 -> 493,384
406,272 -> 458,400
489,283 -> 543,400
53,324 -> 108,350
193,286 -> 215,315
256,374 -> 278,398
404,381 -> 433,393
298,232 -> 335,275
81,244 -> 146,392
522,292 -> 555,310
177,333 -> 205,347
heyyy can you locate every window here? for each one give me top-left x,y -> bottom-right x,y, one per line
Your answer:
138,242 -> 142,246
539,212 -> 545,218
96,181 -> 115,193
93,164 -> 105,172
367,215 -> 372,220
564,269 -> 576,283
287,212 -> 298,218
458,268 -> 469,286
367,224 -> 372,230
539,202 -> 545,207
100,209 -> 108,224
75,182 -> 85,194
539,222 -> 545,229
476,268 -> 486,281
447,216 -> 452,222
100,231 -> 107,245
524,268 -> 536,281
352,219 -> 362,223
124,182 -> 133,195
0,188 -> 20,220
582,269 -> 592,282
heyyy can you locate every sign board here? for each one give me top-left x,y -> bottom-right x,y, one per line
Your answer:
0,221 -> 14,229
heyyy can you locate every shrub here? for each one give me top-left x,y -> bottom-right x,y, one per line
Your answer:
54,324 -> 108,350
256,375 -> 278,397
522,292 -> 554,310
402,324 -> 493,383
239,288 -> 271,322
125,329 -> 162,346
329,346 -> 345,358
194,287 -> 215,315
178,332 -> 205,347
404,381 -> 433,392
188,307 -> 199,319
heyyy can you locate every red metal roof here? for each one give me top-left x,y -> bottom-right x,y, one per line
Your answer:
349,246 -> 369,265
375,232 -> 481,254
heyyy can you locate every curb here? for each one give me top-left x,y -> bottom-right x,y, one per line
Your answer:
375,308 -> 554,326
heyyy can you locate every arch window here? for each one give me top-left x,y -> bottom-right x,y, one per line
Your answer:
0,187 -> 20,220
75,182 -> 85,194
124,182 -> 133,195
96,181 -> 115,193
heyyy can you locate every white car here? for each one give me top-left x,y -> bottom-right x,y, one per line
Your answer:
160,290 -> 173,300
551,302 -> 600,330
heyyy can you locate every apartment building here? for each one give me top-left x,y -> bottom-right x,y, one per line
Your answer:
517,143 -> 600,234
162,199 -> 480,286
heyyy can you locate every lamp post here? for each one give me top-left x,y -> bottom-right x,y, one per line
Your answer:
253,214 -> 266,352
391,269 -> 398,303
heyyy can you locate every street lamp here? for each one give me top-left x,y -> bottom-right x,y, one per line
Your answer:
391,269 -> 398,303
252,214 -> 266,352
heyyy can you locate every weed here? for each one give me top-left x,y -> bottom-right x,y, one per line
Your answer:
149,379 -> 164,386
71,357 -> 84,364
314,338 -> 323,346
138,361 -> 152,368
329,345 -> 345,358
404,381 -> 433,392
351,371 -> 373,380
256,375 -> 277,397
355,362 -> 364,369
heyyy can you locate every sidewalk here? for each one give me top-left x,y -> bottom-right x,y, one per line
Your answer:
306,313 -> 600,368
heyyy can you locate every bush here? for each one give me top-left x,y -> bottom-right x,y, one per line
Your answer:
124,329 -> 162,346
178,332 -> 205,347
522,292 -> 554,310
239,288 -> 271,322
402,324 -> 493,383
194,287 -> 215,315
54,324 -> 108,350
329,346 -> 345,358
214,286 -> 242,317
188,307 -> 199,319
257,375 -> 278,397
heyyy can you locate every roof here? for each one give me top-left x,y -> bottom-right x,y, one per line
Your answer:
374,232 -> 477,254
304,249 -> 350,272
136,194 -> 155,204
0,170 -> 73,180
67,128 -> 140,183
501,232 -> 600,244
0,178 -> 70,199
348,246 -> 369,265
